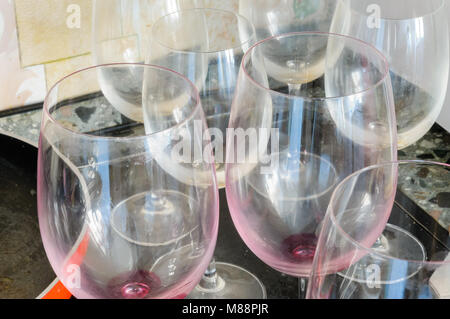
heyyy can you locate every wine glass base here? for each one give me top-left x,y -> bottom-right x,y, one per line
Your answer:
338,224 -> 426,285
187,262 -> 267,299
372,223 -> 426,261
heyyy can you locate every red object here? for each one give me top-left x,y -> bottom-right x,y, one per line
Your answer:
38,280 -> 72,299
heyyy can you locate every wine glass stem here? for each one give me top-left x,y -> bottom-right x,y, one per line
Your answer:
287,83 -> 305,171
290,82 -> 309,300
197,258 -> 224,291
298,277 -> 308,299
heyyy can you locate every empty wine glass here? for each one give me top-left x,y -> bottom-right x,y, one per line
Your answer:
330,0 -> 449,149
308,161 -> 450,299
239,0 -> 338,40
226,32 -> 397,298
147,8 -> 264,299
37,64 -> 219,299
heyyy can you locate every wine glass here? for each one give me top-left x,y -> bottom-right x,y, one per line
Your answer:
37,64 -> 219,299
330,0 -> 449,149
147,8 -> 264,299
225,32 -> 397,298
239,0 -> 338,40
308,161 -> 450,299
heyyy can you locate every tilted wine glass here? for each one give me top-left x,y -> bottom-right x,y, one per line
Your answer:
226,32 -> 397,298
38,64 -> 219,299
308,161 -> 450,299
330,0 -> 449,149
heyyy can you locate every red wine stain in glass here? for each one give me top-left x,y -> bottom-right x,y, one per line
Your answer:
282,233 -> 317,261
108,270 -> 161,299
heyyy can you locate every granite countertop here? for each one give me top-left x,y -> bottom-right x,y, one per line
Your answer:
0,107 -> 300,299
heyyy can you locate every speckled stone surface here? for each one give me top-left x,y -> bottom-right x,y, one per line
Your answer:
52,95 -> 125,135
398,125 -> 450,231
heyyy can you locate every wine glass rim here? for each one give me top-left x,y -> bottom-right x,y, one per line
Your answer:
151,8 -> 256,54
327,160 -> 450,265
42,63 -> 203,141
241,31 -> 391,101
341,0 -> 446,21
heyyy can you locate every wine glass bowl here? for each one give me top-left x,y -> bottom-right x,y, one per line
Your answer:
330,0 -> 449,149
92,0 -> 206,123
308,161 -> 450,299
226,32 -> 397,279
147,8 -> 256,188
242,151 -> 339,276
37,64 -> 219,299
